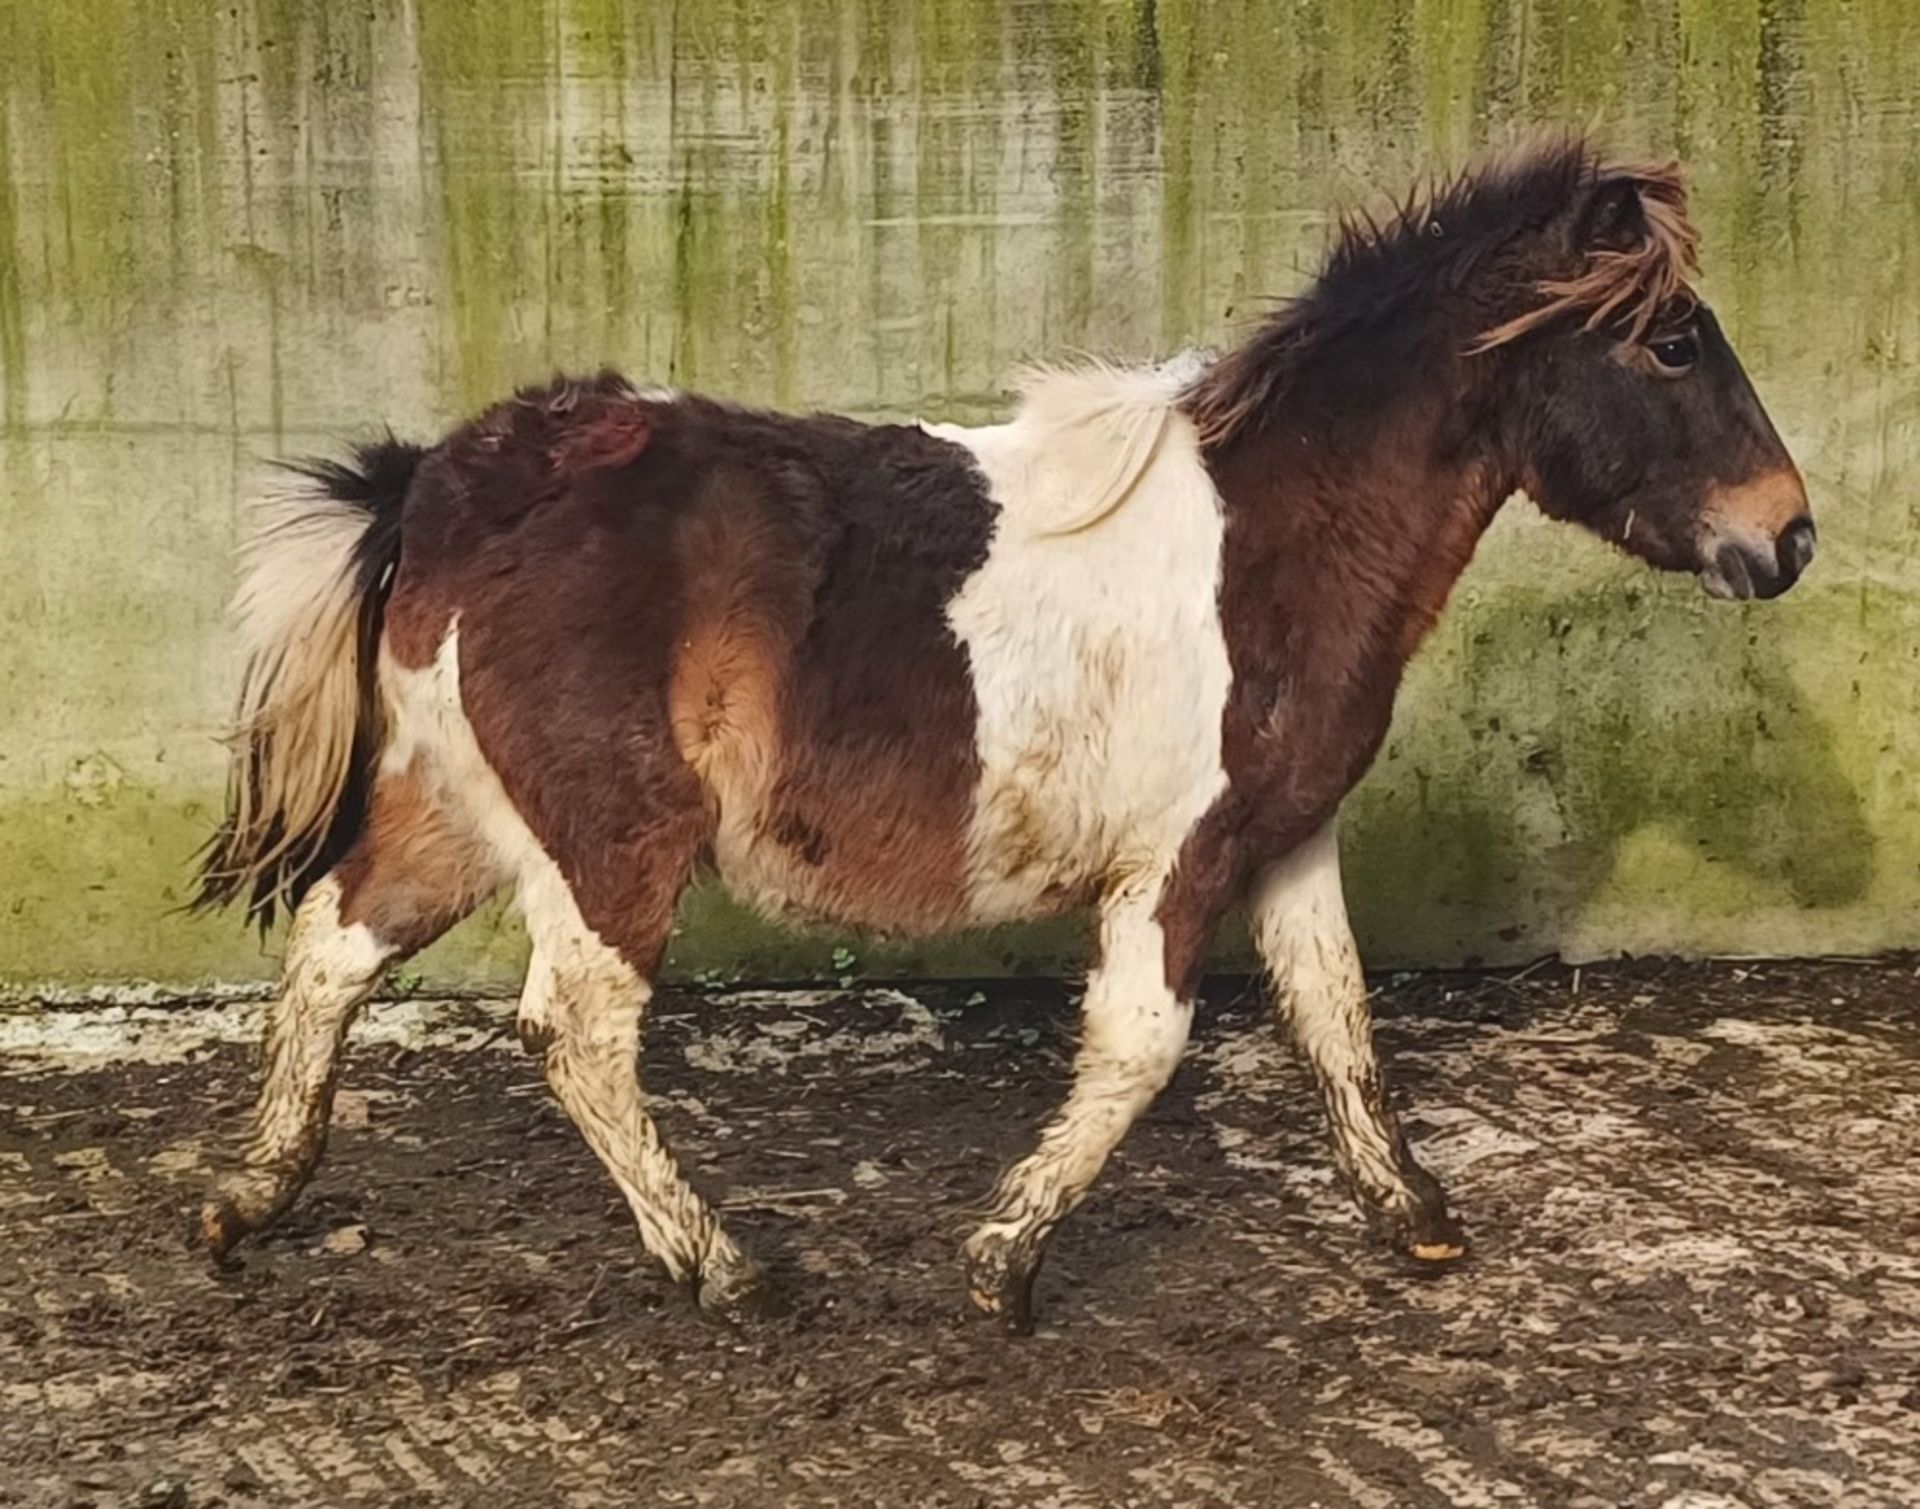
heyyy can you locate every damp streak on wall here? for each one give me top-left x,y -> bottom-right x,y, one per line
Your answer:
1,0 -> 1916,992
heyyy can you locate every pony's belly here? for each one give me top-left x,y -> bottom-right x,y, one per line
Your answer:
958,759 -> 1203,925
708,814 -> 976,937
709,832 -> 848,932
707,786 -> 1100,936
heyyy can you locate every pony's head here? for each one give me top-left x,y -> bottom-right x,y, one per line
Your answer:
1472,152 -> 1813,599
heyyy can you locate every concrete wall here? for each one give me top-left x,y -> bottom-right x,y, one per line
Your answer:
3,0 -> 1917,992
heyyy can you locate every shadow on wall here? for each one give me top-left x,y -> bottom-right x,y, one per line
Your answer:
1346,581 -> 1872,963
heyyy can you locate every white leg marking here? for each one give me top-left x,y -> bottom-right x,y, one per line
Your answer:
1251,823 -> 1452,1243
968,884 -> 1193,1282
519,842 -> 754,1298
211,876 -> 394,1230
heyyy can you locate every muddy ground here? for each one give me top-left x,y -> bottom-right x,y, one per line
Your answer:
2,960 -> 1917,1508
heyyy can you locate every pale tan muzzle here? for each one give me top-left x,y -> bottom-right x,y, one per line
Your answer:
1699,467 -> 1815,601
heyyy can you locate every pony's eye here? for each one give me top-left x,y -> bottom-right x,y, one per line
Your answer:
1648,330 -> 1699,375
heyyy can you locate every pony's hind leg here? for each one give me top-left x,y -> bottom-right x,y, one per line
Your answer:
1250,824 -> 1465,1263
200,876 -> 391,1259
517,859 -> 766,1315
201,774 -> 499,1261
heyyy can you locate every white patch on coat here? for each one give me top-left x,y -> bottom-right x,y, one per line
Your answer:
928,364 -> 1234,923
379,629 -> 544,872
989,362 -> 1177,535
380,628 -> 600,1045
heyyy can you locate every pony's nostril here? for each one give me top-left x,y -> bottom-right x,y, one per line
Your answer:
1778,516 -> 1817,582
1709,541 -> 1756,600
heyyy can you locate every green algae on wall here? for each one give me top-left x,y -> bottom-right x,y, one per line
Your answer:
2,0 -> 1918,991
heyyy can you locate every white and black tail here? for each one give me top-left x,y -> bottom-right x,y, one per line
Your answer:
196,436 -> 424,926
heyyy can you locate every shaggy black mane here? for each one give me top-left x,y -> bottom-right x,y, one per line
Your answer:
1181,136 -> 1692,448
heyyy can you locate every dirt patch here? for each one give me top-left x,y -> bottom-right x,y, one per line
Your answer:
2,961 -> 1918,1507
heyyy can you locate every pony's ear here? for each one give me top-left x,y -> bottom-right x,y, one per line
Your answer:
1573,174 -> 1651,254
1471,158 -> 1696,353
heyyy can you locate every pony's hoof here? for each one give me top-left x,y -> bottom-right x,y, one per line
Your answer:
198,1199 -> 248,1268
696,1252 -> 777,1320
515,1017 -> 554,1058
1377,1200 -> 1469,1268
963,1242 -> 1039,1336
1408,1198 -> 1468,1263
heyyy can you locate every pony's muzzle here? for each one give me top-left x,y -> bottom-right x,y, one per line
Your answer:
1699,469 -> 1814,601
1702,516 -> 1815,601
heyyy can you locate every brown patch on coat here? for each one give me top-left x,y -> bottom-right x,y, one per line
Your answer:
382,373 -> 658,672
333,763 -> 502,954
665,468 -> 803,801
669,620 -> 784,788
373,377 -> 996,961
689,414 -> 991,934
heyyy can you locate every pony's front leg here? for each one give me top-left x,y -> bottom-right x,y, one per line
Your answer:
1250,823 -> 1466,1263
964,881 -> 1198,1333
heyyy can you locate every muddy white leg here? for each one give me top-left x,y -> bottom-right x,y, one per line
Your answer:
1251,823 -> 1464,1262
965,887 -> 1193,1332
202,877 -> 394,1258
523,874 -> 763,1314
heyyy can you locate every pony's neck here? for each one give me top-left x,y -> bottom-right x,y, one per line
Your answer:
1208,383 -> 1515,704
